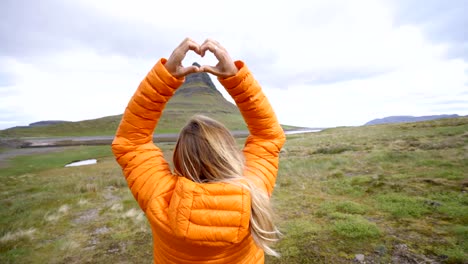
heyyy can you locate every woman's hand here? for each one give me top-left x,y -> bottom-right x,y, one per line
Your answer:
199,39 -> 238,78
165,38 -> 201,79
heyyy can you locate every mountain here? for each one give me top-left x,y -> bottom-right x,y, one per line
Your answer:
365,114 -> 461,126
155,62 -> 245,133
0,63 -> 246,137
29,121 -> 70,127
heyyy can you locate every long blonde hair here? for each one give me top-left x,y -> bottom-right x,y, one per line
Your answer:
173,115 -> 281,257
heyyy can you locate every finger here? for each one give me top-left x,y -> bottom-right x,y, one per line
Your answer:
170,40 -> 200,69
200,65 -> 221,76
177,39 -> 200,55
200,38 -> 212,47
180,37 -> 198,48
179,65 -> 200,77
185,39 -> 201,55
202,38 -> 221,47
173,38 -> 199,56
199,40 -> 207,57
200,42 -> 220,58
200,39 -> 218,57
206,38 -> 227,53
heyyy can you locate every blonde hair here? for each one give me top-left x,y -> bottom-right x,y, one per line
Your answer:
173,115 -> 281,257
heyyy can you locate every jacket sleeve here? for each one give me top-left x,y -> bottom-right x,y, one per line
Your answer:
219,61 -> 286,196
111,58 -> 183,211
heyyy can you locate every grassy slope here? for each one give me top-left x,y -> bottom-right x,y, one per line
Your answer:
155,86 -> 246,133
0,115 -> 123,138
267,116 -> 467,263
0,117 -> 466,263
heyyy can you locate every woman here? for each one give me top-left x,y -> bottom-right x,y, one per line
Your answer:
112,38 -> 286,263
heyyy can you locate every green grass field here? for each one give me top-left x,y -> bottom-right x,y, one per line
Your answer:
1,117 -> 467,263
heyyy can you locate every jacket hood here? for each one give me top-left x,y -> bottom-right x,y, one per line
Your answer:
168,177 -> 252,247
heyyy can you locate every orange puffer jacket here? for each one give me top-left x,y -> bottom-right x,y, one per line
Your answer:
112,59 -> 285,263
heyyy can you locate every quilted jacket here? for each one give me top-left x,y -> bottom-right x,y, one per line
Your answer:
112,58 -> 285,263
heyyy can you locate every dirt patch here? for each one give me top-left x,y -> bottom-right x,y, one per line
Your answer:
391,244 -> 440,264
72,208 -> 99,225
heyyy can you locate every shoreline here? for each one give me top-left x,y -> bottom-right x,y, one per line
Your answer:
2,129 -> 323,149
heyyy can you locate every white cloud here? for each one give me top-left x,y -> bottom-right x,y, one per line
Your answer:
0,0 -> 467,129
1,51 -> 153,125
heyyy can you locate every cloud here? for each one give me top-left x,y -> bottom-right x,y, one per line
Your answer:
0,92 -> 32,128
390,0 -> 468,60
0,0 -> 176,59
0,53 -> 157,127
0,79 -> 14,90
0,0 -> 467,130
435,100 -> 468,105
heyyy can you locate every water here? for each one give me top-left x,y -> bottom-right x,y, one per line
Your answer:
21,129 -> 324,149
65,159 -> 97,167
284,129 -> 322,135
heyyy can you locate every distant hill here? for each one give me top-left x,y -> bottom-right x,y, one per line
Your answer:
365,114 -> 461,126
0,63 -> 247,137
29,120 -> 70,127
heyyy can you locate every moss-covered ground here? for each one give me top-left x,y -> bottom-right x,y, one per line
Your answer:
1,117 -> 467,263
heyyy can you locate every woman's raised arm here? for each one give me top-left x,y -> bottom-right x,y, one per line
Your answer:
112,38 -> 200,211
200,39 -> 286,196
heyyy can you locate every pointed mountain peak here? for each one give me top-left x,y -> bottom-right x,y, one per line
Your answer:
176,63 -> 221,96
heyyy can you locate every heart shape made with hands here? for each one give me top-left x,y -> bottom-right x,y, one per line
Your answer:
165,38 -> 238,79
182,49 -> 217,71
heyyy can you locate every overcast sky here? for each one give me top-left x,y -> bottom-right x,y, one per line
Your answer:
1,0 -> 467,130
